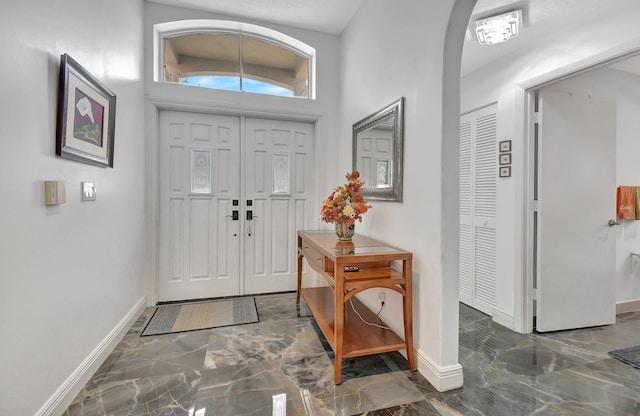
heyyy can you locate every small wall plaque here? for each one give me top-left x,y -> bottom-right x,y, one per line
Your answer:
499,140 -> 512,152
499,153 -> 511,165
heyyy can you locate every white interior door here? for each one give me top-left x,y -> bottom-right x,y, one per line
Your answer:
158,111 -> 241,302
536,89 -> 617,332
243,118 -> 315,294
158,112 -> 315,301
459,104 -> 498,316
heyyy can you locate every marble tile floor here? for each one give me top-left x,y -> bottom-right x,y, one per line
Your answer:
64,293 -> 640,416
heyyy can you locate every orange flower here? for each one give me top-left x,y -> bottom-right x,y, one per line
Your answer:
320,170 -> 371,224
352,202 -> 367,213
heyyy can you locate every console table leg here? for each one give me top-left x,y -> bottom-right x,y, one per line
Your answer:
334,276 -> 345,384
296,252 -> 303,304
334,357 -> 343,384
403,259 -> 416,371
403,295 -> 416,371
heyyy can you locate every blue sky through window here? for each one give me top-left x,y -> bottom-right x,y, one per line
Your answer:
180,76 -> 294,97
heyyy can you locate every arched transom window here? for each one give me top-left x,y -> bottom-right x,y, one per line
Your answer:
154,20 -> 316,99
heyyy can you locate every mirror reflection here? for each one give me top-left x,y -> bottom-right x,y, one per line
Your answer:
352,97 -> 404,201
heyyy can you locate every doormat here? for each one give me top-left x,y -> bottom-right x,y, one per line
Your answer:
608,345 -> 640,369
141,297 -> 259,337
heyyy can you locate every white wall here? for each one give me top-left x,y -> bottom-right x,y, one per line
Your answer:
143,2 -> 343,302
544,67 -> 640,303
143,3 -> 342,121
340,0 -> 470,391
460,3 -> 640,331
615,76 -> 640,303
144,1 -> 477,392
144,1 -> 474,391
0,1 -> 146,415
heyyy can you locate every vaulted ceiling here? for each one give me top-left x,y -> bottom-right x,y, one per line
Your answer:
462,0 -> 640,77
148,0 -> 640,77
147,0 -> 363,35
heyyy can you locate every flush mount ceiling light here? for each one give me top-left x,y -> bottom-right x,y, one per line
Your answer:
475,9 -> 522,45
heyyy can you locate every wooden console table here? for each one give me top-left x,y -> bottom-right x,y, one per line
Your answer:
296,230 -> 415,384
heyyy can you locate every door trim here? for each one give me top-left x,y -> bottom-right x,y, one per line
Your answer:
519,46 -> 640,334
145,97 -> 324,306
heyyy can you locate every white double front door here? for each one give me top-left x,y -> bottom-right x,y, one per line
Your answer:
158,111 -> 315,302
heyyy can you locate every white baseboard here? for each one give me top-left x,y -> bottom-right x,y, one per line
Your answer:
35,296 -> 147,416
416,348 -> 463,392
616,299 -> 640,314
492,307 -> 514,330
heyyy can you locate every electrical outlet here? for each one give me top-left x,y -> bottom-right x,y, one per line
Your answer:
378,291 -> 386,303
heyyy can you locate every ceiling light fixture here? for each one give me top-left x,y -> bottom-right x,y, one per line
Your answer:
475,10 -> 522,45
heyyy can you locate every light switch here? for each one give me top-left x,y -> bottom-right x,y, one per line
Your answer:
45,181 -> 66,205
81,182 -> 96,201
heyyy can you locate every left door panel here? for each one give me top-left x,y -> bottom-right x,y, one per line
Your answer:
159,111 -> 241,301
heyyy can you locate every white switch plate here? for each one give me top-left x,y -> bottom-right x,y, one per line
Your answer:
81,182 -> 96,201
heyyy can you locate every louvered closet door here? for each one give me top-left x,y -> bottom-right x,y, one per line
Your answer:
459,104 -> 497,315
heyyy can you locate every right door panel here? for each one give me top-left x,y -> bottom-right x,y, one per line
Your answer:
243,118 -> 315,295
537,89 -> 616,332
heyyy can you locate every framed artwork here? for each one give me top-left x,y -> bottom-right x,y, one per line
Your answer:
499,166 -> 511,178
499,153 -> 511,165
56,54 -> 116,167
499,140 -> 511,153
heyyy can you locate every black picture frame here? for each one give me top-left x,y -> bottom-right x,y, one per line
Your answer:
56,54 -> 116,168
499,153 -> 511,165
499,166 -> 511,178
499,140 -> 511,153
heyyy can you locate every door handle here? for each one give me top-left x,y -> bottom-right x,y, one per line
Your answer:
225,210 -> 239,221
608,219 -> 620,227
246,210 -> 260,221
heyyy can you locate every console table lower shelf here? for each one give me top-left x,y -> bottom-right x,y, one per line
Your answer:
301,286 -> 409,376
